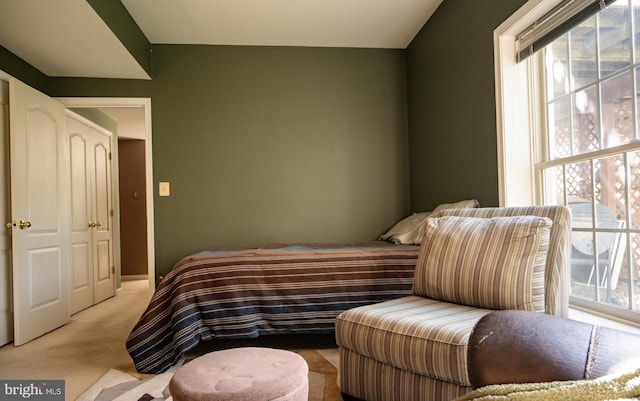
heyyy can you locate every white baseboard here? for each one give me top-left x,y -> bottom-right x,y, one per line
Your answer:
122,275 -> 148,281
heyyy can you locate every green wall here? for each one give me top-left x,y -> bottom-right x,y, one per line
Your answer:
46,45 -> 410,277
406,0 -> 527,212
150,46 -> 409,274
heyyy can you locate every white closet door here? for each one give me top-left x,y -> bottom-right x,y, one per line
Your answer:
68,116 -> 114,313
0,80 -> 12,346
90,126 -> 114,304
9,78 -> 69,346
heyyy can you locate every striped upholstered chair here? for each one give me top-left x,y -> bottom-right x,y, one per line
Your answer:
335,206 -> 572,401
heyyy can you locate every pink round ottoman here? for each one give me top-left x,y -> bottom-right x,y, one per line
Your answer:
169,347 -> 309,401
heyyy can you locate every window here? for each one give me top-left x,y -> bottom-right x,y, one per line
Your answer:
495,0 -> 640,323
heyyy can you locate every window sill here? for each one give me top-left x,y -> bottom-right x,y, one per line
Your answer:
569,307 -> 640,335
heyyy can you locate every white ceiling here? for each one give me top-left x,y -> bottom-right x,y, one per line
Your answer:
0,0 -> 443,80
122,0 -> 443,49
0,0 -> 150,79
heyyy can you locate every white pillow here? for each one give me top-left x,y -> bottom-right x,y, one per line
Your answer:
379,199 -> 480,245
379,212 -> 432,244
432,199 -> 480,213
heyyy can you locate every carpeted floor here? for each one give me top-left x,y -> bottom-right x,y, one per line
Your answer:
0,279 -> 344,401
0,280 -> 152,400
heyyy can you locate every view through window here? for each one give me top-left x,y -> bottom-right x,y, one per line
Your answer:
538,0 -> 640,319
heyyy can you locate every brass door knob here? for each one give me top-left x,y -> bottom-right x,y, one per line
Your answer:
18,220 -> 31,229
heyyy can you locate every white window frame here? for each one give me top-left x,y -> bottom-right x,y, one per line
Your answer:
495,0 -> 640,324
494,0 -> 564,208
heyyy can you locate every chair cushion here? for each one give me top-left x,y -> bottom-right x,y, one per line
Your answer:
413,215 -> 552,312
432,206 -> 572,317
335,296 -> 492,386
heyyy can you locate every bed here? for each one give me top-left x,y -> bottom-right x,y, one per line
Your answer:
126,241 -> 420,373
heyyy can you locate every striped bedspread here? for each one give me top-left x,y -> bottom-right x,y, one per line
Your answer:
126,241 -> 419,373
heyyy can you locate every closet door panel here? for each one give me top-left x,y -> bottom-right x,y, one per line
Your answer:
27,113 -> 59,229
71,244 -> 90,287
91,127 -> 113,304
68,117 -> 93,314
96,240 -> 111,281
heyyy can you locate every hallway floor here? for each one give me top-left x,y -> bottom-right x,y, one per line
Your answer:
0,280 -> 150,400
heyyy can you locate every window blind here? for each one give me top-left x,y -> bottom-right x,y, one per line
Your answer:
515,0 -> 617,62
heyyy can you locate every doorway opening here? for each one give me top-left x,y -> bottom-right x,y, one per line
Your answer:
57,97 -> 155,296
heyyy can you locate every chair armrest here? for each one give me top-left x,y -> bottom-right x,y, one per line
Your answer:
467,310 -> 640,388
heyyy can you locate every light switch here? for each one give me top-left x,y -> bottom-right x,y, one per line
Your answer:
159,182 -> 170,197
